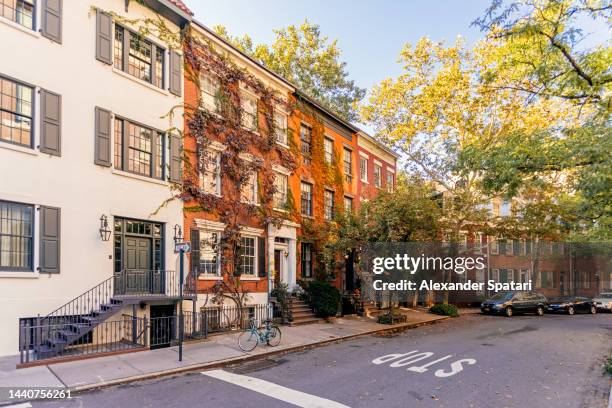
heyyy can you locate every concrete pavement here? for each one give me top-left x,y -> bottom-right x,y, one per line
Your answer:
0,308 -> 447,402
23,312 -> 612,408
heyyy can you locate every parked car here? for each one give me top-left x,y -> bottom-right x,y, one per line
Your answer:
481,291 -> 547,317
546,296 -> 596,315
593,292 -> 612,312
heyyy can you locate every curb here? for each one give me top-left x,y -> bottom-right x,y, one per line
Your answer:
67,316 -> 449,393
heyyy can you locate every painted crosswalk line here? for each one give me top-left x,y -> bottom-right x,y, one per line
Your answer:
202,369 -> 350,408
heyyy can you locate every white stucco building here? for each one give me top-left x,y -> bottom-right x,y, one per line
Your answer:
0,0 -> 191,357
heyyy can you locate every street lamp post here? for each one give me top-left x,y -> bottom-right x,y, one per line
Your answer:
174,225 -> 185,362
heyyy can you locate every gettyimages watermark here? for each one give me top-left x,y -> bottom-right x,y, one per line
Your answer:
358,242 -> 611,303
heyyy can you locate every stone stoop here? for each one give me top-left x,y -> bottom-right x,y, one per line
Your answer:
289,299 -> 321,326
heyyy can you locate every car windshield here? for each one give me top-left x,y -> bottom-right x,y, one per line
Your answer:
490,292 -> 514,301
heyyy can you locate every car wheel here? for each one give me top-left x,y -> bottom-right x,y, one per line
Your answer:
567,306 -> 575,315
505,307 -> 513,317
590,306 -> 596,314
536,306 -> 544,316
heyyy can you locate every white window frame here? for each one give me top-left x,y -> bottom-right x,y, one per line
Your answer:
200,147 -> 222,196
199,229 -> 222,277
374,162 -> 382,188
386,168 -> 394,193
324,137 -> 334,164
274,109 -> 288,146
241,91 -> 258,132
239,235 -> 258,276
200,71 -> 220,112
324,189 -> 335,221
359,156 -> 368,183
273,172 -> 289,210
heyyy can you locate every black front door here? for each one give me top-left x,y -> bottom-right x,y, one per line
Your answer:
345,251 -> 355,291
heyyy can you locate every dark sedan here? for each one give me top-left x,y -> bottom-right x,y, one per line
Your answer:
546,296 -> 596,315
481,291 -> 547,317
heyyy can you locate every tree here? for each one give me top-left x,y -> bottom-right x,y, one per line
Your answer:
468,0 -> 612,239
361,37 -> 572,241
213,21 -> 366,122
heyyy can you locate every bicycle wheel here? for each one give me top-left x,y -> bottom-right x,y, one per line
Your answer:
238,330 -> 259,352
267,326 -> 282,347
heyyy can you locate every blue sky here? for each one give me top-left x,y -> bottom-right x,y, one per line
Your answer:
188,0 -> 491,99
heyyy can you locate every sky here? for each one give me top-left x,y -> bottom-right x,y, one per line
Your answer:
187,0 -> 492,130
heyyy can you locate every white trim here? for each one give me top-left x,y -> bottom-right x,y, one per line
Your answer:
281,220 -> 300,228
386,167 -> 395,174
241,226 -> 264,236
111,169 -> 170,186
194,218 -> 225,231
373,159 -> 383,166
198,275 -> 223,281
272,164 -> 291,175
0,141 -> 39,156
112,68 -> 171,97
358,151 -> 369,159
208,140 -> 226,151
0,16 -> 40,38
239,276 -> 261,281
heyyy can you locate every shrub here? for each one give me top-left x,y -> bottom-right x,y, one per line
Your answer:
305,280 -> 341,318
377,313 -> 407,325
603,356 -> 612,376
429,303 -> 459,317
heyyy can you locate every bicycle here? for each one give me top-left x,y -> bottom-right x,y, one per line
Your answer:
237,318 -> 282,351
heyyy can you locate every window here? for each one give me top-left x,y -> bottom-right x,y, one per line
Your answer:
374,164 -> 382,188
301,182 -> 313,216
581,271 -> 590,289
0,0 -> 34,29
344,196 -> 353,213
300,124 -> 312,164
301,243 -> 313,278
274,111 -> 288,145
324,137 -> 334,164
0,76 -> 33,148
200,72 -> 219,112
324,190 -> 334,221
239,236 -> 256,275
113,26 -> 165,89
386,171 -> 394,193
114,118 -> 166,179
0,200 -> 33,271
500,200 -> 511,217
540,271 -> 555,288
241,170 -> 257,204
492,201 -> 500,217
359,157 -> 368,182
274,173 -> 288,209
241,92 -> 257,131
200,149 -> 221,195
343,148 -> 352,183
199,230 -> 221,275
490,236 -> 499,254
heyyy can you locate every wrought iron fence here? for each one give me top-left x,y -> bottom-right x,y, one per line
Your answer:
19,316 -> 147,365
18,304 -> 271,365
201,304 -> 272,333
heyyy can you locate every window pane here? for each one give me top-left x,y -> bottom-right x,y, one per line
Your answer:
241,171 -> 257,204
0,200 -> 33,270
200,150 -> 221,195
300,125 -> 312,164
114,119 -> 123,169
275,111 -> 287,144
114,26 -> 124,70
154,47 -> 164,88
274,174 -> 288,208
155,132 -> 164,179
128,32 -> 152,84
200,231 -> 220,275
0,77 -> 33,147
240,236 -> 256,275
0,0 -> 34,30
324,138 -> 333,164
324,190 -> 334,220
127,123 -> 152,176
301,182 -> 312,216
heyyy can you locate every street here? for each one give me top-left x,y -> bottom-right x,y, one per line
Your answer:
27,313 -> 612,408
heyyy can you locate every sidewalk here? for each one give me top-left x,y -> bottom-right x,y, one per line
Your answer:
0,309 -> 447,400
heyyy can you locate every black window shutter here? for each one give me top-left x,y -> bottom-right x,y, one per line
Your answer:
41,0 -> 62,43
258,236 -> 267,277
169,133 -> 182,183
95,10 -> 112,64
39,206 -> 61,274
190,229 -> 200,275
94,107 -> 112,166
40,89 -> 61,156
169,50 -> 182,96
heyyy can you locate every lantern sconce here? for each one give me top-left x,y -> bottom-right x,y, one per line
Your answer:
284,250 -> 289,258
99,215 -> 111,242
173,224 -> 183,244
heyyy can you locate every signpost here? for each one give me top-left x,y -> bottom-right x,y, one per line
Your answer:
174,241 -> 190,362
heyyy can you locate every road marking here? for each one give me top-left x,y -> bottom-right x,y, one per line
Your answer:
3,403 -> 32,408
202,369 -> 350,408
372,350 -> 477,377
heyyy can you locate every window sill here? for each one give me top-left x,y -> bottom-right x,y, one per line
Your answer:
240,276 -> 261,281
242,201 -> 260,207
360,179 -> 369,184
273,208 -> 289,213
112,169 -> 169,186
112,68 -> 171,96
276,141 -> 290,150
0,141 -> 38,156
0,17 -> 40,38
301,214 -> 314,220
0,270 -> 38,278
198,275 -> 223,281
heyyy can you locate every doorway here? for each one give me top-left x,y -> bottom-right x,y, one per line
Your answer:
274,249 -> 283,288
149,304 -> 176,349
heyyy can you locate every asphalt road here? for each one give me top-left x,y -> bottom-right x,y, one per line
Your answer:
27,312 -> 611,408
